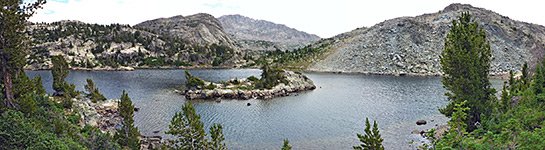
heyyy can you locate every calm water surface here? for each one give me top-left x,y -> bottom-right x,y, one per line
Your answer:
26,69 -> 504,149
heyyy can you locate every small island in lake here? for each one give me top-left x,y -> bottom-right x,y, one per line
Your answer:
181,64 -> 316,100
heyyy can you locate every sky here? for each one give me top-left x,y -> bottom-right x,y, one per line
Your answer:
28,0 -> 545,38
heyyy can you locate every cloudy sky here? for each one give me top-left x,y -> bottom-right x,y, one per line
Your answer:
29,0 -> 544,38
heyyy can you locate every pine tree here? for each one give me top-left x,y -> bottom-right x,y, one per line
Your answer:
51,55 -> 69,96
166,102 -> 208,149
84,78 -> 106,102
0,0 -> 46,108
114,90 -> 141,150
32,75 -> 46,95
439,12 -> 495,131
281,138 -> 292,150
354,118 -> 384,150
185,71 -> 205,90
209,123 -> 227,150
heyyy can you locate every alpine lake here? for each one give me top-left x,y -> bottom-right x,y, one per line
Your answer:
26,69 -> 504,149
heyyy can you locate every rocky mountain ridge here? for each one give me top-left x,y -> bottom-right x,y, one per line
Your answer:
219,14 -> 321,51
308,3 -> 545,76
25,14 -> 253,70
135,13 -> 238,49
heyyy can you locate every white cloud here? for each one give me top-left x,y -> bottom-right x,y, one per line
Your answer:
29,0 -> 545,38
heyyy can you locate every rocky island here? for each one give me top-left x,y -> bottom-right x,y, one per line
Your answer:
181,64 -> 316,100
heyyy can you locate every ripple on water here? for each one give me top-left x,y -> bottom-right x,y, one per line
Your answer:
26,70 -> 504,150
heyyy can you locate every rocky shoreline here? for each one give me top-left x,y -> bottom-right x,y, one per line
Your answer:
183,71 -> 316,100
71,97 -> 163,149
304,70 -> 511,79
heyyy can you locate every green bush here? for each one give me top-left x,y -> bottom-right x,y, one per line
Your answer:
230,78 -> 240,85
247,76 -> 259,82
204,82 -> 217,90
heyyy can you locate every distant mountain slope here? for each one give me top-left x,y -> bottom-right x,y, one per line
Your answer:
135,13 -> 238,49
25,17 -> 251,70
308,3 -> 545,76
218,14 -> 321,50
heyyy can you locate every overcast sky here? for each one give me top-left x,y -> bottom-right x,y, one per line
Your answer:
28,0 -> 544,38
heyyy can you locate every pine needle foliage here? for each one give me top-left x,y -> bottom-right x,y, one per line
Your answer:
166,102 -> 208,149
439,11 -> 495,131
354,118 -> 384,150
114,90 -> 141,150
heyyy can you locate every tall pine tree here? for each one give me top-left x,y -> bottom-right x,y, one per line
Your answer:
1,0 -> 46,108
51,55 -> 69,96
439,12 -> 495,131
114,90 -> 141,150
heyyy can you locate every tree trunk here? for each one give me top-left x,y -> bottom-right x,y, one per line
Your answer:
3,67 -> 16,108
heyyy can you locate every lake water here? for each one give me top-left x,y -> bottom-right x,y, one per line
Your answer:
26,69 -> 504,149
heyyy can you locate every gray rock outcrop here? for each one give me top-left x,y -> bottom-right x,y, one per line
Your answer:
73,98 -> 122,134
135,13 -> 237,49
309,3 -> 545,76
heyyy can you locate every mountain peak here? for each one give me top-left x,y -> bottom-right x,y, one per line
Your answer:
443,3 -> 475,12
309,3 -> 545,76
218,14 -> 320,50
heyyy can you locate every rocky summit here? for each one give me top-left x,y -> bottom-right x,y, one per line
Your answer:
135,13 -> 237,49
308,3 -> 545,76
219,14 -> 321,51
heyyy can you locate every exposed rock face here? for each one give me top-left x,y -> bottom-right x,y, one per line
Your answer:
309,3 -> 545,76
25,16 -> 250,69
140,136 -> 163,150
219,14 -> 321,51
184,71 -> 316,100
73,98 -> 122,134
135,13 -> 237,48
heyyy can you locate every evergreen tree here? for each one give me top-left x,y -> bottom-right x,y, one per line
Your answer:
32,75 -> 46,95
439,12 -> 495,131
114,90 -> 141,150
0,0 -> 46,108
51,55 -> 69,96
354,118 -> 384,150
185,71 -> 205,90
84,78 -> 106,102
281,138 -> 292,150
209,123 -> 227,150
435,101 -> 471,149
166,102 -> 207,149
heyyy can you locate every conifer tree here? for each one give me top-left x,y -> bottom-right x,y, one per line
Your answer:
114,90 -> 141,150
354,118 -> 384,150
166,102 -> 207,149
51,55 -> 70,96
439,12 -> 495,131
209,123 -> 227,150
281,138 -> 292,150
84,78 -> 106,102
1,0 -> 46,108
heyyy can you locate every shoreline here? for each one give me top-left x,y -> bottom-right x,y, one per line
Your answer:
303,70 -> 511,79
25,65 -> 511,79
